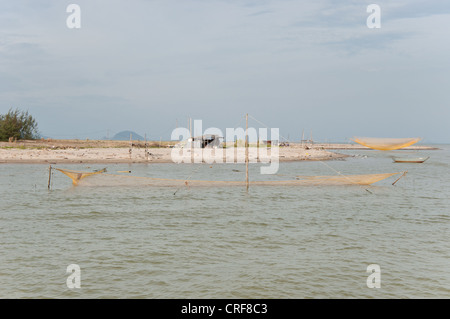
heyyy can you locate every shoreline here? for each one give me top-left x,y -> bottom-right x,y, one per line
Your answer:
0,140 -> 348,164
0,139 -> 439,165
0,147 -> 349,164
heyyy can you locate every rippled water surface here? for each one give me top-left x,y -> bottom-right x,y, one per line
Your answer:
1,145 -> 449,298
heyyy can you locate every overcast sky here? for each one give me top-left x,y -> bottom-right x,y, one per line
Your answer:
1,0 -> 449,143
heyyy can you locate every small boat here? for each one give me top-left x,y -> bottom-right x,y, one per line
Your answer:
393,156 -> 429,163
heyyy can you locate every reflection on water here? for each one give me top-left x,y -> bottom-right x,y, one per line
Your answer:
0,145 -> 449,298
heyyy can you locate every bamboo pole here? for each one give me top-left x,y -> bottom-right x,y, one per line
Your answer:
48,165 -> 52,190
302,129 -> 305,148
145,133 -> 148,161
190,117 -> 194,163
246,113 -> 249,191
129,133 -> 132,160
392,171 -> 407,186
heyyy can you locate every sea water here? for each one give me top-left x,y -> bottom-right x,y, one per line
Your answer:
0,145 -> 449,298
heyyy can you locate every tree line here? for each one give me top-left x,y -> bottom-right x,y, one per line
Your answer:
0,108 -> 40,141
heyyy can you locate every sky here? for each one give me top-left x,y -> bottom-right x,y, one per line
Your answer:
1,0 -> 449,143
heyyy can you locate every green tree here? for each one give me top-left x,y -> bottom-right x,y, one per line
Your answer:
0,108 -> 40,141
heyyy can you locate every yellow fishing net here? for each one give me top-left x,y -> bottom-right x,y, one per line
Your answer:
54,168 -> 401,187
55,168 -> 107,185
351,137 -> 421,151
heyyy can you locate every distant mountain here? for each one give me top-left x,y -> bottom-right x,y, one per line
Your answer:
111,131 -> 145,141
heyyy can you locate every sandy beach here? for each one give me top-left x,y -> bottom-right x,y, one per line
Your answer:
0,139 -> 438,164
0,139 -> 349,164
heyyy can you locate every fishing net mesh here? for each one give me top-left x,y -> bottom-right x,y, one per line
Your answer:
351,137 -> 421,151
55,168 -> 400,187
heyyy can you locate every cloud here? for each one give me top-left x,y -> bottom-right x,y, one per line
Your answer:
385,0 -> 450,20
0,0 -> 449,142
323,31 -> 415,55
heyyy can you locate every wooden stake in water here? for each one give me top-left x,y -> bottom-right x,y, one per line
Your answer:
48,165 -> 52,190
392,171 -> 407,186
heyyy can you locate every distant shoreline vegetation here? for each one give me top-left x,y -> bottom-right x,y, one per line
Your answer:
0,108 -> 40,142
